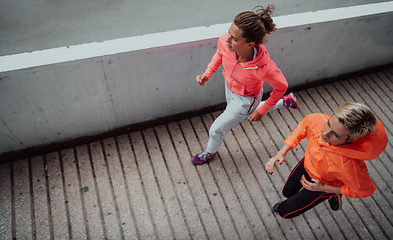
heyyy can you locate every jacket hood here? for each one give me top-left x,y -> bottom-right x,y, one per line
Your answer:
333,119 -> 388,161
220,33 -> 271,68
243,44 -> 271,68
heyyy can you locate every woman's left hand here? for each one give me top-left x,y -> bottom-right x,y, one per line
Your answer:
300,175 -> 326,192
248,111 -> 262,122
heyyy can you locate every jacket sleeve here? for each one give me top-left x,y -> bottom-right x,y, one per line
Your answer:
256,60 -> 288,116
203,48 -> 223,80
284,115 -> 309,149
339,159 -> 376,198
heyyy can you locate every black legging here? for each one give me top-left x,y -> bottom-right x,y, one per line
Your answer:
277,158 -> 335,219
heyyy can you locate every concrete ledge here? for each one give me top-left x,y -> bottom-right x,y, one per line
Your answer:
1,2 -> 393,154
1,1 -> 392,72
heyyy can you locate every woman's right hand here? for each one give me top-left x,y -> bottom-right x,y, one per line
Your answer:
196,74 -> 208,86
265,144 -> 291,175
265,154 -> 285,175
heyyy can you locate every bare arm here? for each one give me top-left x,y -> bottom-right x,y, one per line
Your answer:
265,144 -> 291,174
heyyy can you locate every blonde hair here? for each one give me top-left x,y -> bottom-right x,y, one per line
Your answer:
334,102 -> 376,141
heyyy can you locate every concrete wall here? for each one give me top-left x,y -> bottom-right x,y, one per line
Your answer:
1,2 -> 393,154
1,0 -> 391,56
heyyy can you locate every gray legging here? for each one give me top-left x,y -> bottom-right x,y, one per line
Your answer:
206,83 -> 283,154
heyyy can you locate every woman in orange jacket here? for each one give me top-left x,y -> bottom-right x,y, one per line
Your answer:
265,102 -> 388,218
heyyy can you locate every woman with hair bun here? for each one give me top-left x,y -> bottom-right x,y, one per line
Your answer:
193,5 -> 298,165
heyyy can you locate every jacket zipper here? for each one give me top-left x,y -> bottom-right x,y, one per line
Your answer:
230,60 -> 239,88
231,60 -> 239,77
248,96 -> 257,113
243,65 -> 258,69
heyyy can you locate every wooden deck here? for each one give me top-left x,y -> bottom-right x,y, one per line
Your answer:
1,68 -> 393,239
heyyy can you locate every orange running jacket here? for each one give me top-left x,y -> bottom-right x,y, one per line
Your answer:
284,113 -> 388,198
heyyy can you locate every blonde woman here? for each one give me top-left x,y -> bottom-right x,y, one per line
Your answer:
266,102 -> 388,218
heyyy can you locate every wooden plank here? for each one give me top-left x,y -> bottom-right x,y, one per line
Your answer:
143,128 -> 191,240
370,72 -> 393,104
361,192 -> 393,237
31,156 -> 51,240
177,119 -> 224,240
189,116 -> 240,240
89,141 -> 122,239
199,113 -> 257,239
378,71 -> 393,92
0,163 -> 12,239
102,138 -> 138,239
76,145 -> 105,239
13,159 -> 33,240
305,88 -> 333,115
46,152 -> 70,239
116,134 -> 156,240
155,124 -> 207,239
61,148 -> 87,239
130,131 -> 173,240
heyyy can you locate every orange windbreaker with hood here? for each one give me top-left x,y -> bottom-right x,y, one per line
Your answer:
203,33 -> 288,116
284,113 -> 388,198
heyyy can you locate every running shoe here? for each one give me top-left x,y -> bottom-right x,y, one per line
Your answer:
273,201 -> 282,213
328,193 -> 342,211
283,93 -> 298,109
192,150 -> 216,165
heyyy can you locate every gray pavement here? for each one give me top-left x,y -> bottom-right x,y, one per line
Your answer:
1,67 -> 393,239
0,0 -> 391,56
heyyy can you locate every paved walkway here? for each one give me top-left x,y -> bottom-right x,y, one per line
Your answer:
1,68 -> 393,239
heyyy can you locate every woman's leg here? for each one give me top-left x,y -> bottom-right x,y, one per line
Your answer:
277,158 -> 334,219
206,85 -> 261,154
257,99 -> 284,113
278,188 -> 333,219
257,92 -> 298,112
206,108 -> 246,153
282,158 -> 307,198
